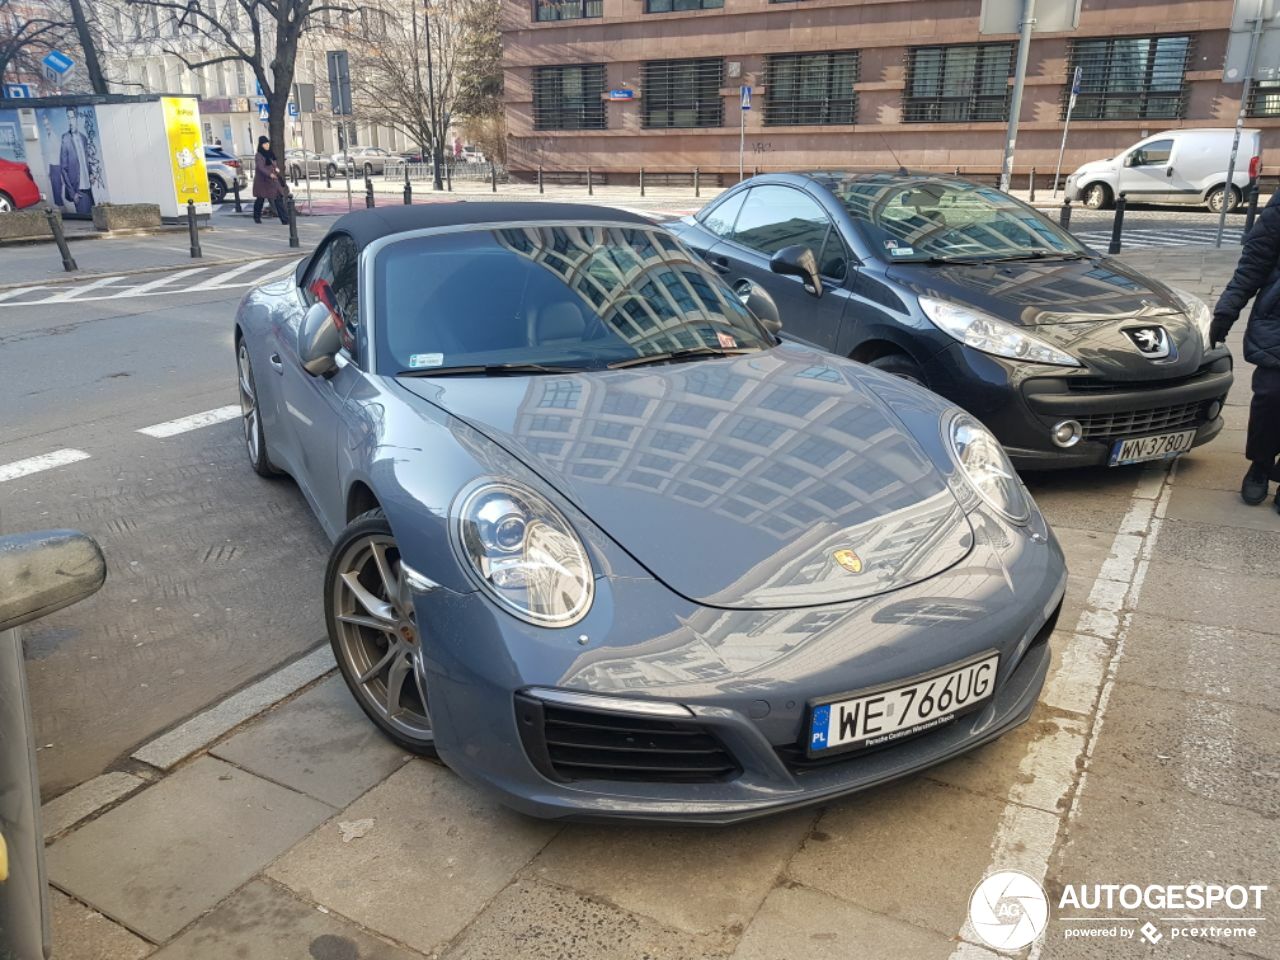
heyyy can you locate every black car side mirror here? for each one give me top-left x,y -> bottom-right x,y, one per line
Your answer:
734,280 -> 783,338
298,301 -> 342,376
770,245 -> 823,298
0,530 -> 106,633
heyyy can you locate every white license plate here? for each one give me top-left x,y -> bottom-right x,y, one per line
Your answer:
1108,429 -> 1196,466
807,653 -> 1000,756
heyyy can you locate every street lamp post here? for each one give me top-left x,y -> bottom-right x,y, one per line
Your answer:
424,0 -> 443,191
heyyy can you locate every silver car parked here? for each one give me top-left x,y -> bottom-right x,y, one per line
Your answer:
327,147 -> 394,178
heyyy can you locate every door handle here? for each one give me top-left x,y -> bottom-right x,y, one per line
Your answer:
269,353 -> 284,373
708,256 -> 730,274
1166,167 -> 1174,177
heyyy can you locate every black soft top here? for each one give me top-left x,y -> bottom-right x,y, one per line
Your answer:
330,201 -> 653,253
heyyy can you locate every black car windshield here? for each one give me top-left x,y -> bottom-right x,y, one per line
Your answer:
830,178 -> 1088,263
374,224 -> 774,374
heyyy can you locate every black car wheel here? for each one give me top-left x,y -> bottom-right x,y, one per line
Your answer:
363,162 -> 373,177
327,162 -> 338,178
237,340 -> 281,478
1206,185 -> 1240,214
208,176 -> 227,204
290,165 -> 302,182
1082,183 -> 1112,210
326,509 -> 437,756
868,353 -> 928,387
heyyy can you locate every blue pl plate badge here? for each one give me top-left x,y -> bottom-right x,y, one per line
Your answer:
810,704 -> 831,751
409,353 -> 444,369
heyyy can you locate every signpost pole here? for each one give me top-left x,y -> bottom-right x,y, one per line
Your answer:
1051,65 -> 1081,199
998,0 -> 1036,193
738,85 -> 751,183
1217,0 -> 1267,247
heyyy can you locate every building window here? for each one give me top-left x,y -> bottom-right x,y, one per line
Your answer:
903,43 -> 1013,123
764,51 -> 859,126
533,64 -> 607,130
1066,36 -> 1191,120
533,0 -> 601,21
646,0 -> 722,11
643,58 -> 724,128
1249,80 -> 1280,117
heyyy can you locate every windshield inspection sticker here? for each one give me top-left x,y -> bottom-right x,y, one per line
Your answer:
717,331 -> 738,349
889,246 -> 915,257
408,353 -> 444,369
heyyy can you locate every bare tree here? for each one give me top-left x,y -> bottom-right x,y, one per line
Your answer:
0,0 -> 66,84
121,0 -> 353,150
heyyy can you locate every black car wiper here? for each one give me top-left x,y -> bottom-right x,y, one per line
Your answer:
983,249 -> 1091,262
607,346 -> 758,369
397,362 -> 591,377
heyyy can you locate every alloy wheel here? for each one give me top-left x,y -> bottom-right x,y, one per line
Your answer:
0,193 -> 13,213
237,343 -> 260,466
209,178 -> 226,204
331,534 -> 433,743
1084,184 -> 1108,210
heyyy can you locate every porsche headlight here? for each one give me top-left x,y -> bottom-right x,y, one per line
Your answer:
455,481 -> 593,626
920,295 -> 1082,367
947,413 -> 1030,524
1168,286 -> 1212,348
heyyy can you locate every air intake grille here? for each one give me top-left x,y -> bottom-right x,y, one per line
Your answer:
1078,401 -> 1203,439
516,694 -> 741,783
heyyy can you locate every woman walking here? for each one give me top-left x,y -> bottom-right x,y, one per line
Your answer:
252,136 -> 289,225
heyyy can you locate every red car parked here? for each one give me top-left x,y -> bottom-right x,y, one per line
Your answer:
0,157 -> 41,212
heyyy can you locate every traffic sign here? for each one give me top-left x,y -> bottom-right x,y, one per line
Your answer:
42,50 -> 74,75
3,83 -> 33,98
288,102 -> 299,118
257,101 -> 269,120
740,85 -> 752,111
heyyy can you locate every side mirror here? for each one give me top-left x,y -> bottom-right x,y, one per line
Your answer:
298,301 -> 342,376
0,530 -> 106,633
1123,153 -> 1138,168
770,245 -> 823,298
734,280 -> 782,337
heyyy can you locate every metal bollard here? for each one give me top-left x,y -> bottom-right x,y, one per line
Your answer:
640,167 -> 645,197
290,165 -> 298,187
538,164 -> 544,194
187,199 -> 202,258
1244,183 -> 1261,239
587,166 -> 593,196
694,166 -> 700,197
232,178 -> 243,213
491,162 -> 497,193
404,166 -> 412,205
365,177 -> 374,209
1029,166 -> 1036,203
446,163 -> 452,192
954,165 -> 960,177
326,166 -> 332,188
45,205 -> 77,271
1059,196 -> 1072,231
287,195 -> 299,248
1107,193 -> 1127,255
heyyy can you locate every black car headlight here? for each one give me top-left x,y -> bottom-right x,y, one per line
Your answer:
947,412 -> 1030,524
454,481 -> 594,627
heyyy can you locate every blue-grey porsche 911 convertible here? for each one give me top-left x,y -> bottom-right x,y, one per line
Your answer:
233,202 -> 1067,823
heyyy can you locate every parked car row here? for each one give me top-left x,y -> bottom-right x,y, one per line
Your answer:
204,144 -> 248,205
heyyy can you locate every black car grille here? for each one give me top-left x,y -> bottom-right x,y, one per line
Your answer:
1077,400 -> 1204,439
515,693 -> 741,784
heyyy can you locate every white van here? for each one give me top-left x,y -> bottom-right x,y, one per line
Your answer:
1065,128 -> 1261,212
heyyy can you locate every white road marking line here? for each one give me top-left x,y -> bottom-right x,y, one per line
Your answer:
117,267 -> 206,298
186,258 -> 269,290
256,259 -> 303,283
137,404 -> 241,438
0,448 -> 91,482
39,275 -> 125,303
0,285 -> 49,304
950,464 -> 1175,958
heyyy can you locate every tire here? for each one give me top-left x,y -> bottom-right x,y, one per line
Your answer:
1206,185 -> 1240,214
1082,182 -> 1112,210
236,339 -> 282,478
0,191 -> 14,213
326,508 -> 438,756
289,165 -> 302,182
327,162 -> 338,178
363,162 -> 373,177
868,352 -> 928,387
208,176 -> 227,204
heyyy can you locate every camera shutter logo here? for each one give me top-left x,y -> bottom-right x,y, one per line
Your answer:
969,870 -> 1049,950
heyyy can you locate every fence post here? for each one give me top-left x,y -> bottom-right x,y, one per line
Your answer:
753,165 -> 759,177
694,166 -> 700,197
325,165 -> 332,188
1059,196 -> 1072,231
446,162 -> 452,192
538,164 -> 544,194
290,165 -> 298,187
1029,166 -> 1036,203
587,166 -> 593,196
287,195 -> 299,248
639,167 -> 645,197
1108,193 -> 1127,255
365,176 -> 375,209
404,165 -> 412,205
1244,183 -> 1261,239
954,165 -> 960,177
45,205 -> 77,271
232,178 -> 243,213
491,162 -> 497,193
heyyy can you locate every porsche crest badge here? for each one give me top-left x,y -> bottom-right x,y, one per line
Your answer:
833,548 -> 863,574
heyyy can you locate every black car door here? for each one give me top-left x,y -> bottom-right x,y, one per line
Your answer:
704,185 -> 851,351
678,189 -> 749,260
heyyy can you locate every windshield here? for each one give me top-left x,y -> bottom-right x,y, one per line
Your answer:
831,179 -> 1088,263
374,224 -> 774,374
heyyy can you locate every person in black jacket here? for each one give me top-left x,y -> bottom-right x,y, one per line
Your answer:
1212,188 -> 1280,508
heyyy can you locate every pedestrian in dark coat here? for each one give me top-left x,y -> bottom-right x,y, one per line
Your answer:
1212,187 -> 1280,508
252,136 -> 289,225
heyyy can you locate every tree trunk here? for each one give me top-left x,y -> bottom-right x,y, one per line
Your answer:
66,0 -> 108,93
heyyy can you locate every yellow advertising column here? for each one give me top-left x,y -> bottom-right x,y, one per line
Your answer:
161,97 -> 211,212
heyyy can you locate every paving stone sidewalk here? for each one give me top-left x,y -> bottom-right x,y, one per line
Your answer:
41,245 -> 1274,960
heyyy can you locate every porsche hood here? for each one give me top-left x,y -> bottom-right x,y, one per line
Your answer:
398,350 -> 974,610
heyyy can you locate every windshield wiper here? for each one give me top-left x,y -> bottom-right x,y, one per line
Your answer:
983,249 -> 1091,262
607,346 -> 758,369
397,362 -> 591,377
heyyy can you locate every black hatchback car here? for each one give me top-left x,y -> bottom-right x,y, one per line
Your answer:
668,172 -> 1233,469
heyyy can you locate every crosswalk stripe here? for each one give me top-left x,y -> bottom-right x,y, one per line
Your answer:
0,285 -> 49,304
119,268 -> 206,297
41,276 -> 125,302
0,449 -> 91,483
137,405 -> 241,438
186,259 -> 269,291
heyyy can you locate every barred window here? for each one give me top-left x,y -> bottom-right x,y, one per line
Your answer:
533,64 -> 606,131
764,51 -> 859,126
533,0 -> 601,21
1066,36 -> 1191,120
903,43 -> 1013,123
643,58 -> 724,128
646,0 -> 722,10
1247,79 -> 1280,118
